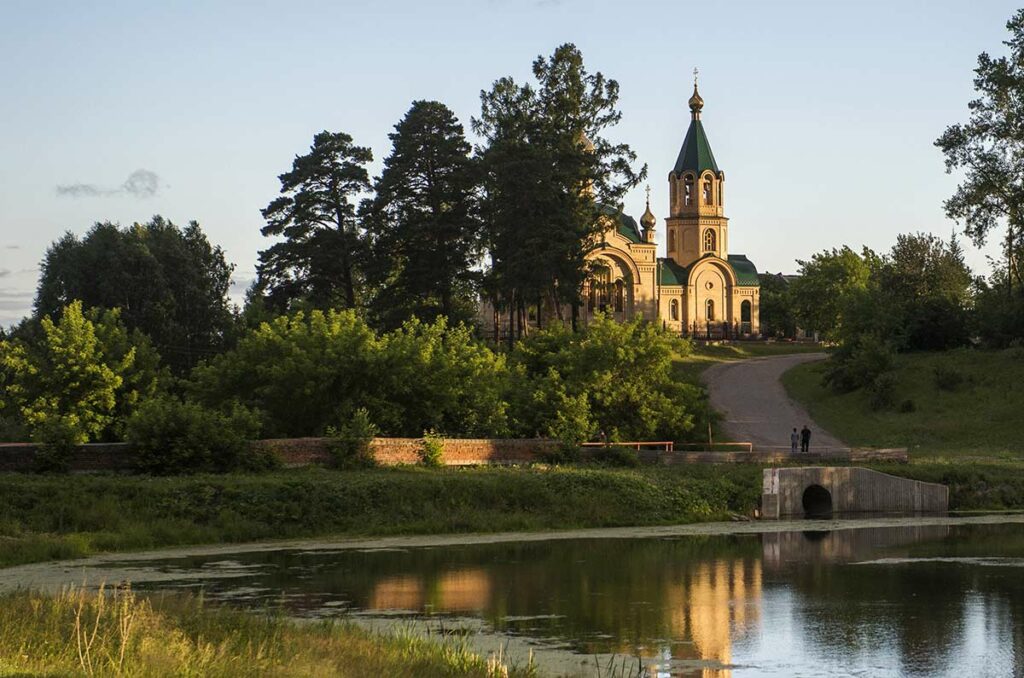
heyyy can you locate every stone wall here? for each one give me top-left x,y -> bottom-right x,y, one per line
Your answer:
0,438 -> 562,472
0,438 -> 908,473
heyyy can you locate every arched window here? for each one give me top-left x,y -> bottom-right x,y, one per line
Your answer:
670,298 -> 679,321
718,181 -> 723,206
684,176 -> 694,206
668,229 -> 676,252
703,177 -> 712,204
705,299 -> 715,321
703,228 -> 716,252
614,280 -> 624,312
590,267 -> 612,313
741,300 -> 752,323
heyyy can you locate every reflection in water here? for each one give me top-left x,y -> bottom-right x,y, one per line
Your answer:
118,523 -> 1024,677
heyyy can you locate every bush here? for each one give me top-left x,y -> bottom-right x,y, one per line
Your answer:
823,334 -> 896,393
326,408 -> 378,469
898,398 -> 917,413
32,418 -> 79,473
587,445 -> 641,467
867,372 -> 898,411
420,430 -> 444,467
126,397 -> 265,474
933,365 -> 966,392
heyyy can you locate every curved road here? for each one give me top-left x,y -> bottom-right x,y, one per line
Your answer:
703,353 -> 847,451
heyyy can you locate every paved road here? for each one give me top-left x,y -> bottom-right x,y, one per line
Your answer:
702,353 -> 847,451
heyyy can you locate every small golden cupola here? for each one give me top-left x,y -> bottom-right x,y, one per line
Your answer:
640,185 -> 657,243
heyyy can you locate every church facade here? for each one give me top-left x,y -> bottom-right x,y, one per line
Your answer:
583,83 -> 761,337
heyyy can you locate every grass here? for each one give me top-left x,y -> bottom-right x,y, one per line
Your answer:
782,346 -> 1024,460
0,586 -> 532,677
0,465 -> 762,568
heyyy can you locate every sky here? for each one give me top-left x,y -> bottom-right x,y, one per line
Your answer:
0,0 -> 1020,326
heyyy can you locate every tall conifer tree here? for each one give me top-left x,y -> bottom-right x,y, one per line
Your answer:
474,44 -> 646,338
364,101 -> 482,328
257,132 -> 373,311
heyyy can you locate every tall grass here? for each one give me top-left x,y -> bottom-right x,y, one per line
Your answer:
0,465 -> 762,568
0,586 -> 534,677
782,347 -> 1024,459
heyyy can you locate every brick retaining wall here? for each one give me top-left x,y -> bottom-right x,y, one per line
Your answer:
0,438 -> 907,472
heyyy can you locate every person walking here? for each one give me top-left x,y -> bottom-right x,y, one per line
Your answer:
790,428 -> 799,455
801,425 -> 811,453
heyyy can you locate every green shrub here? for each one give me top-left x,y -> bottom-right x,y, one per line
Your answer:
126,397 -> 264,474
933,365 -> 966,391
898,398 -> 917,413
867,372 -> 898,411
588,445 -> 641,467
32,418 -> 79,473
420,430 -> 444,467
823,334 -> 896,393
326,408 -> 378,469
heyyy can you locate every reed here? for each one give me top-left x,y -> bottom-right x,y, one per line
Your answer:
0,586 -> 535,677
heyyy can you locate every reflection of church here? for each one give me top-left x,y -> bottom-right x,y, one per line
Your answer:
585,80 -> 761,336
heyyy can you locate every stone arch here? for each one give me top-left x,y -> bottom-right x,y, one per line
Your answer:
585,248 -> 638,317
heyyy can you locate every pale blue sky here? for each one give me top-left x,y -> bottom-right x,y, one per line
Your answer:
0,0 -> 1018,325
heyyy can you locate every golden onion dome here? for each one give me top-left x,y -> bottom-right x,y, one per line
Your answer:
688,83 -> 704,115
640,202 -> 656,229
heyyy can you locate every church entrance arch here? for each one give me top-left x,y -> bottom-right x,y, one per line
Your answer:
690,262 -> 731,337
585,253 -> 635,321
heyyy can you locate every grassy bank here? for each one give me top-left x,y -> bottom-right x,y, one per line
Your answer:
0,586 -> 530,677
782,347 -> 1024,460
0,465 -> 761,568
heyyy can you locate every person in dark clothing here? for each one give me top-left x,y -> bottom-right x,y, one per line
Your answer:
800,425 -> 811,453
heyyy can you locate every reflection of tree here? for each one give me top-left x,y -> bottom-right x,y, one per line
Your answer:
775,524 -> 1024,677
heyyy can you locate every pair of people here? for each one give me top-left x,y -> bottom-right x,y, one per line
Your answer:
790,425 -> 811,453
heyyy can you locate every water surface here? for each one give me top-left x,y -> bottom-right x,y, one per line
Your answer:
83,520 -> 1024,676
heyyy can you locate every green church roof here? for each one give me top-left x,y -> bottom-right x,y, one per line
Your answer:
658,258 -> 687,286
617,213 -> 643,243
672,119 -> 719,176
598,204 -> 644,244
727,254 -> 760,287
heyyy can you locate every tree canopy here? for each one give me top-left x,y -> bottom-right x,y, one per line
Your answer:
257,131 -> 373,312
34,217 -> 235,373
936,8 -> 1024,294
473,43 -> 646,337
364,100 -> 482,328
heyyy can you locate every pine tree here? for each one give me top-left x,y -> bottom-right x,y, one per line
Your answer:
474,44 -> 646,339
257,131 -> 373,311
364,101 -> 482,328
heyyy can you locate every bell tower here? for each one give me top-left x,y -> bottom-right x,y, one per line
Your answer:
666,70 -> 728,268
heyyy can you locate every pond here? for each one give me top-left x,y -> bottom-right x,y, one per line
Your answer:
13,518 -> 1024,676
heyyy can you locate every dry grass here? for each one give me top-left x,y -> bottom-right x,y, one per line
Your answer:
0,587 -> 534,677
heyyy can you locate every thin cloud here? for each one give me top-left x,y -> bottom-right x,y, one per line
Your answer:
56,169 -> 162,199
4,245 -> 19,250
0,269 -> 10,278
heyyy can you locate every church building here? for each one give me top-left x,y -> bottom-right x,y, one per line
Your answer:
584,81 -> 761,337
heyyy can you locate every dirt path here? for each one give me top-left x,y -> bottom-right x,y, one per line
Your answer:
703,352 -> 847,451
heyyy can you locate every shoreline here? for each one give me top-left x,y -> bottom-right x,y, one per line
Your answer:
3,512 -> 1022,593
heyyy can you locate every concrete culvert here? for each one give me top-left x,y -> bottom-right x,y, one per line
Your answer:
802,484 -> 833,518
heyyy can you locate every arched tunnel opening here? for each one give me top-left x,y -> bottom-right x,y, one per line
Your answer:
802,484 -> 833,518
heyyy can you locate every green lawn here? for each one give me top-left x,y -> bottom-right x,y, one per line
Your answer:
782,347 -> 1024,461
